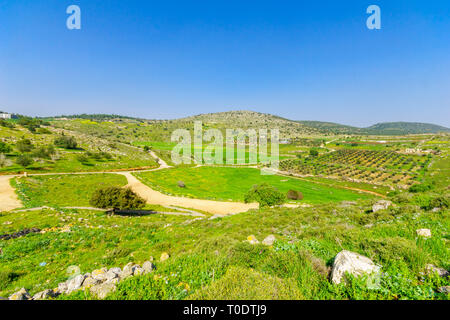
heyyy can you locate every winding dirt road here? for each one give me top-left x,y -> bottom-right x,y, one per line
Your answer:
0,176 -> 22,212
119,172 -> 258,216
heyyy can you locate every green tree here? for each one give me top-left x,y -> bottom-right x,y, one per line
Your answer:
54,135 -> 78,149
16,139 -> 34,153
90,186 -> 146,212
16,154 -> 33,167
244,183 -> 286,207
309,149 -> 319,157
0,142 -> 12,153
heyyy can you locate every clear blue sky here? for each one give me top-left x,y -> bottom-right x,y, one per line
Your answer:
1,0 -> 449,127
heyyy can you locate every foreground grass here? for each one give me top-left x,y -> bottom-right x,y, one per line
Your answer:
0,200 -> 448,300
133,166 -> 374,203
11,174 -> 128,208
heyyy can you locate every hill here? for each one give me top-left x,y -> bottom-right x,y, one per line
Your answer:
364,122 -> 450,135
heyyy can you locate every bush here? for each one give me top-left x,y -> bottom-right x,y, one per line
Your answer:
287,189 -> 304,200
309,149 -> 319,157
16,139 -> 34,153
244,183 -> 286,207
0,141 -> 12,153
428,195 -> 449,210
408,183 -> 433,193
32,145 -> 55,159
54,135 -> 78,149
90,186 -> 146,211
16,154 -> 33,167
76,153 -> 89,163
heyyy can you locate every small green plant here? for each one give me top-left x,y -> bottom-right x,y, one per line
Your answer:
244,183 -> 286,207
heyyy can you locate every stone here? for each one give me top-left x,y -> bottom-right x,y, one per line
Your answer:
32,289 -> 56,300
246,235 -> 259,245
372,200 -> 392,213
66,274 -> 86,294
142,261 -> 156,274
426,264 -> 449,278
132,265 -> 144,276
416,229 -> 432,238
160,252 -> 170,262
9,288 -> 31,300
57,281 -> 68,294
91,267 -> 108,281
105,268 -> 121,282
82,276 -> 102,288
90,282 -> 116,299
262,235 -> 276,246
331,250 -> 381,285
438,286 -> 450,294
121,262 -> 137,279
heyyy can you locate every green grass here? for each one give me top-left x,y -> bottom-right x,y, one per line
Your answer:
12,174 -> 128,208
133,166 -> 375,203
0,201 -> 448,300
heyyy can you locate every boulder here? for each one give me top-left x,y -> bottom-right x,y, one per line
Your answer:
105,268 -> 121,282
82,276 -> 102,288
331,250 -> 381,285
142,261 -> 156,274
177,181 -> 186,188
262,235 -> 276,246
90,282 -> 116,299
121,262 -> 137,279
416,229 -> 432,238
9,288 -> 31,300
57,281 -> 68,294
426,264 -> 449,278
372,200 -> 392,213
91,267 -> 108,281
132,265 -> 144,276
32,289 -> 56,300
438,286 -> 450,294
66,274 -> 86,294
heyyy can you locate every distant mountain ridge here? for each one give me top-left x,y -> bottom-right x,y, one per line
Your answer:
297,119 -> 450,135
30,110 -> 450,135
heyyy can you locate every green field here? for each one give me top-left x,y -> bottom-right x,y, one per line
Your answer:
133,166 -> 374,203
11,174 -> 128,208
1,201 -> 448,300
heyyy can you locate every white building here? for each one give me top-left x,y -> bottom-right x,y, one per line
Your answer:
0,112 -> 11,119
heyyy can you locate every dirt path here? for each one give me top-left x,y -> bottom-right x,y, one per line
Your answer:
0,176 -> 22,212
119,172 -> 258,216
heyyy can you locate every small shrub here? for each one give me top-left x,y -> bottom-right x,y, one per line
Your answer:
244,183 -> 286,207
54,135 -> 78,149
428,195 -> 449,210
286,189 -> 304,200
16,154 -> 33,167
90,186 -> 146,211
76,154 -> 90,164
16,139 -> 34,153
0,142 -> 12,153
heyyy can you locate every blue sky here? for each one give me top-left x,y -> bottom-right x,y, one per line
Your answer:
0,0 -> 449,127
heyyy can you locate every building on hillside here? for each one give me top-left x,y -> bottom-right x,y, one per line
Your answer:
0,112 -> 11,119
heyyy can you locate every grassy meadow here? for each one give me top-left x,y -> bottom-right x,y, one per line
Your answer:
133,166 -> 374,203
